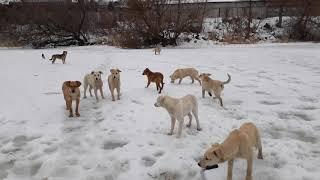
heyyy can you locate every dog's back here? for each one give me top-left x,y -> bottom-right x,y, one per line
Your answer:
239,122 -> 261,148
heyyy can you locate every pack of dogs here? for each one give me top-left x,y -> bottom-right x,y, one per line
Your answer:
44,49 -> 263,180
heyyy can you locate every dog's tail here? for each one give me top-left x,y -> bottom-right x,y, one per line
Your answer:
223,73 -> 231,85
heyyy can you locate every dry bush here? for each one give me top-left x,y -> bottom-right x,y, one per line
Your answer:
113,0 -> 207,48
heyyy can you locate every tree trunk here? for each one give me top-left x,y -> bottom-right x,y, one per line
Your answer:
277,5 -> 283,28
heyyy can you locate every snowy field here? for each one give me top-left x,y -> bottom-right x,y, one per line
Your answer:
0,43 -> 319,180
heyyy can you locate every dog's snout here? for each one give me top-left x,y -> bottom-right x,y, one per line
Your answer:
96,78 -> 98,80
198,162 -> 201,167
113,76 -> 116,79
71,90 -> 75,93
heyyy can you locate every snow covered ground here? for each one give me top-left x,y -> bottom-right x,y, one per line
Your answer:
0,43 -> 319,180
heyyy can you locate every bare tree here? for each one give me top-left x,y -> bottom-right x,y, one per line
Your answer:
116,0 -> 207,48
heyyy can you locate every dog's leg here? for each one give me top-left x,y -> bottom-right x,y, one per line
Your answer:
218,96 -> 223,107
83,83 -> 88,98
117,87 -> 120,100
190,76 -> 194,84
100,87 -> 105,99
195,77 -> 201,85
111,88 -> 115,101
202,88 -> 205,98
156,82 -> 159,91
257,131 -> 263,159
68,100 -> 73,117
89,86 -> 93,97
146,80 -> 151,88
65,101 -> 69,110
168,116 -> 176,136
159,82 -> 164,94
187,113 -> 192,127
246,155 -> 253,180
192,109 -> 201,131
178,78 -> 182,84
52,57 -> 55,64
94,88 -> 99,101
75,98 -> 80,117
227,159 -> 234,180
176,118 -> 184,138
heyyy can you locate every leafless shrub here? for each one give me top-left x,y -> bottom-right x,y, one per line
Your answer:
113,0 -> 207,48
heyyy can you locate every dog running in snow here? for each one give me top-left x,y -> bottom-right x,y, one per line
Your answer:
199,73 -> 231,107
142,68 -> 164,94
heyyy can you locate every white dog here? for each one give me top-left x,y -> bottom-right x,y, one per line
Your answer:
83,71 -> 104,101
108,69 -> 121,101
154,95 -> 201,138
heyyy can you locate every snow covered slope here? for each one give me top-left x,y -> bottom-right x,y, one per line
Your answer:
0,44 -> 319,180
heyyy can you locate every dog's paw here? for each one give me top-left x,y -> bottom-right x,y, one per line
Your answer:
69,114 -> 73,118
76,113 -> 80,117
167,132 -> 173,136
112,99 -> 115,101
197,127 -> 202,131
258,154 -> 263,160
186,124 -> 191,128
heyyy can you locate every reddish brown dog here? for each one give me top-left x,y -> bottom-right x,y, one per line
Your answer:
142,68 -> 165,93
62,81 -> 81,117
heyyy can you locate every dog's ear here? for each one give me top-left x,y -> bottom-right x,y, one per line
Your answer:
75,81 -> 81,87
110,69 -> 113,73
205,73 -> 211,76
65,81 -> 71,87
211,143 -> 219,147
91,71 -> 94,74
213,148 -> 224,161
117,69 -> 121,72
99,71 -> 103,74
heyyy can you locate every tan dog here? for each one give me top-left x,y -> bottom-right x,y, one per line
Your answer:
198,122 -> 263,180
108,69 -> 121,101
62,81 -> 81,117
154,95 -> 201,138
199,73 -> 231,107
50,51 -> 67,64
142,68 -> 165,94
153,47 -> 161,55
83,71 -> 104,102
170,68 -> 201,85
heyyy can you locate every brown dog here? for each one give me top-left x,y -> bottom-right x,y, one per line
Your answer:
142,68 -> 165,93
198,122 -> 263,180
62,81 -> 81,117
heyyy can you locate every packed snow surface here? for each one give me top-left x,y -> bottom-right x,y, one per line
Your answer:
0,43 -> 319,180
